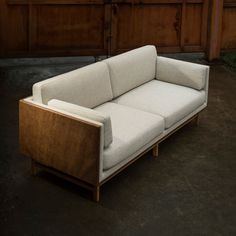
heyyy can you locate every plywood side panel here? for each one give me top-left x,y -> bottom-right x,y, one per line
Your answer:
19,100 -> 101,185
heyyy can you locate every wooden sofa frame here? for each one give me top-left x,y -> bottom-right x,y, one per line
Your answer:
19,99 -> 200,202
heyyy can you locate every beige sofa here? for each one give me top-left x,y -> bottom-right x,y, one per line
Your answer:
19,45 -> 209,201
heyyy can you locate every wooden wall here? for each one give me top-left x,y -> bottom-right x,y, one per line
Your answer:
0,0 -> 235,59
110,0 -> 209,54
222,0 -> 236,49
0,0 -> 110,57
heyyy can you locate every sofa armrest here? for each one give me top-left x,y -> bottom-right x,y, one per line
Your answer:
19,99 -> 102,185
156,56 -> 209,91
48,99 -> 113,148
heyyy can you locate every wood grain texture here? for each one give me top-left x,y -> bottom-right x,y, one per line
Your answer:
1,0 -> 235,58
0,0 -> 109,57
222,3 -> 236,49
207,0 -> 224,61
184,3 -> 202,46
19,100 -> 101,185
152,144 -> 159,158
0,2 -> 28,55
19,100 -> 203,201
30,5 -> 105,51
1,0 -> 208,57
110,0 -> 209,54
111,3 -> 182,53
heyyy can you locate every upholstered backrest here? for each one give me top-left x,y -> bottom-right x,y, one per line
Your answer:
104,45 -> 157,98
156,56 -> 209,90
33,62 -> 113,108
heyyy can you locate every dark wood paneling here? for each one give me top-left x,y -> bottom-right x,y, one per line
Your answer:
184,4 -> 202,46
1,0 -> 235,58
30,5 -> 105,51
222,0 -> 236,49
5,6 -> 28,51
206,0 -> 224,61
0,0 -> 110,57
0,1 -> 28,55
111,0 -> 209,54
112,4 -> 181,53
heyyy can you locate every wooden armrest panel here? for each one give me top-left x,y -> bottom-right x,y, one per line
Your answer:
19,100 -> 101,185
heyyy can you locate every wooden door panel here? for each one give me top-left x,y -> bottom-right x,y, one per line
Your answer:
2,6 -> 28,53
111,0 -> 209,54
0,0 -> 212,57
112,4 -> 181,53
184,4 -> 202,46
31,5 -> 106,52
222,1 -> 236,49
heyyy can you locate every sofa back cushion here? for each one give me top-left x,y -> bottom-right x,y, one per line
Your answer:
48,99 -> 113,148
156,56 -> 208,90
104,45 -> 157,98
33,62 -> 113,108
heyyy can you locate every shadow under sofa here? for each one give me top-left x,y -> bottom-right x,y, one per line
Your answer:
19,45 -> 209,201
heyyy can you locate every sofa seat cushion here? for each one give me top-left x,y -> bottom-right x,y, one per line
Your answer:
114,80 -> 206,129
94,102 -> 164,170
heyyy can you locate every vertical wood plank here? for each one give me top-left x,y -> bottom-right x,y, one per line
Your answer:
201,0 -> 209,50
104,3 -> 112,56
221,3 -> 236,49
111,3 -> 118,55
28,3 -> 33,52
207,0 -> 224,61
180,0 -> 186,50
0,0 -> 7,56
0,0 -> 227,58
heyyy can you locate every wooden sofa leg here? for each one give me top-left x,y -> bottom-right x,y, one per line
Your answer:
152,144 -> 159,158
31,159 -> 38,176
93,186 -> 100,202
192,115 -> 199,126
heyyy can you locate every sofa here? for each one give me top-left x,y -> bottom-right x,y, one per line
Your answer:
19,45 -> 209,201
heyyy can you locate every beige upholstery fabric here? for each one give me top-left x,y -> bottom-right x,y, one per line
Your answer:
104,45 -> 157,98
48,99 -> 113,148
101,103 -> 206,181
114,80 -> 206,129
33,62 -> 113,108
156,56 -> 209,90
94,102 -> 164,170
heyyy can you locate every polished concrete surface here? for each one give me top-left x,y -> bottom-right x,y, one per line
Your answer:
0,56 -> 236,235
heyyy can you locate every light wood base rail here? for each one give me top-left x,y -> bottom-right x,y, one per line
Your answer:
31,159 -> 100,201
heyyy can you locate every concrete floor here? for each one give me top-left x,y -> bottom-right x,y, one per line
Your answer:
0,55 -> 236,235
